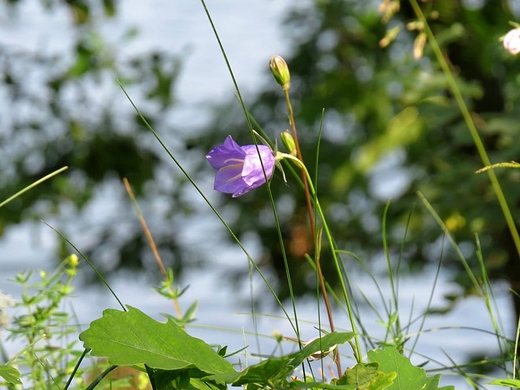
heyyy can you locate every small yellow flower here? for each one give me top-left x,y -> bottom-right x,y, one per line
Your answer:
444,213 -> 466,232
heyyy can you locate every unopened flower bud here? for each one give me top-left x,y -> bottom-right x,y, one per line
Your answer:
280,131 -> 297,156
272,330 -> 283,343
68,254 -> 80,267
503,28 -> 520,55
269,55 -> 290,90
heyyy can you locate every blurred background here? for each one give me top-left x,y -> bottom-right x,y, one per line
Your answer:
1,0 -> 520,388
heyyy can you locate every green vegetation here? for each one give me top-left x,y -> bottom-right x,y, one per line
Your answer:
1,0 -> 520,388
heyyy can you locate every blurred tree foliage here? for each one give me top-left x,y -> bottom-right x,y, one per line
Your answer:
2,0 -> 520,325
0,0 -> 193,279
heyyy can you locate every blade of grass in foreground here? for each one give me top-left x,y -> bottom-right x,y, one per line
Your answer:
198,0 -> 303,357
41,221 -> 126,311
117,82 -> 300,343
417,192 -> 512,370
0,166 -> 68,208
410,0 -> 520,263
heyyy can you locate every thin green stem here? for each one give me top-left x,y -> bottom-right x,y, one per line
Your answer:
410,0 -> 520,264
64,349 -> 90,390
280,153 -> 362,363
0,166 -> 68,209
119,81 -> 301,340
283,89 -> 316,239
283,87 -> 335,373
284,88 -> 340,372
199,0 -> 302,347
514,314 -> 520,377
475,235 -> 507,369
381,201 -> 402,343
123,178 -> 183,319
42,221 -> 126,311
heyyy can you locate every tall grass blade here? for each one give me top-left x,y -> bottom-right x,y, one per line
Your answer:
198,0 -> 302,349
409,0 -> 520,262
0,166 -> 68,208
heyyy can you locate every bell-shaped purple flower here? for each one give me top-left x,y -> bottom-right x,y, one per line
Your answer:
206,135 -> 275,197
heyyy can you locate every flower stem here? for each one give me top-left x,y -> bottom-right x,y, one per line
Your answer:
123,178 -> 183,319
410,0 -> 520,273
280,152 -> 363,365
283,89 -> 316,240
283,90 -> 345,374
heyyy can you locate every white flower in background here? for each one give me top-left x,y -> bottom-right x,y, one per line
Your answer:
503,27 -> 520,55
0,291 -> 14,329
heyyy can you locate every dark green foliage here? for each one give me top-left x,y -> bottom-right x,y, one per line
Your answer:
0,0 -> 188,278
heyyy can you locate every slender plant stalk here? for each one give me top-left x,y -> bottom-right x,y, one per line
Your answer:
198,0 -> 303,349
283,89 -> 316,239
85,365 -> 117,390
381,201 -> 404,347
42,221 -> 126,311
411,3 -> 520,369
409,0 -> 520,262
0,166 -> 68,208
118,82 -> 301,340
64,348 -> 90,390
514,315 -> 520,377
123,178 -> 183,319
475,235 -> 508,368
281,153 -> 362,363
282,86 -> 344,375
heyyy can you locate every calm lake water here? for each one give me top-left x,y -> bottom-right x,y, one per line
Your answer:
0,1 -> 515,389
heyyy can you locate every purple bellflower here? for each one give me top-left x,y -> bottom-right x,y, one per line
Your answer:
206,135 -> 276,197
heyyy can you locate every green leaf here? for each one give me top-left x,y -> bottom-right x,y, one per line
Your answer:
79,306 -> 235,377
488,378 -> 520,388
0,364 -> 21,385
334,362 -> 395,390
147,367 -> 227,390
291,379 -> 356,389
183,300 -> 199,323
368,371 -> 397,390
289,331 -> 355,367
210,356 -> 293,387
341,362 -> 396,390
209,332 -> 355,388
345,362 -> 380,387
368,347 -> 454,390
423,374 -> 452,390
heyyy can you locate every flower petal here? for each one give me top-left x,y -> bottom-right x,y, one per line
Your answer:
214,174 -> 249,197
241,145 -> 275,186
206,135 -> 245,169
504,28 -> 520,55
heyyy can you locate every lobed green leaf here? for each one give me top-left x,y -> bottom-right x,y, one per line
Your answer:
79,306 -> 235,377
368,347 -> 454,390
